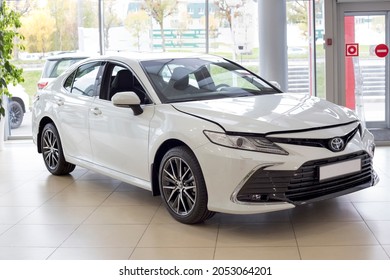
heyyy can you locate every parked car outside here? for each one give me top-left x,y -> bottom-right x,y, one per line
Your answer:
32,52 -> 379,224
8,84 -> 30,129
37,53 -> 89,90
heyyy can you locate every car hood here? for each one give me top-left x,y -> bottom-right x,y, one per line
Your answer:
172,93 -> 358,134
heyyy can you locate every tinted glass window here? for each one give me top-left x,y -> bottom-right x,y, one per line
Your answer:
66,62 -> 102,96
64,71 -> 76,92
141,57 -> 279,103
101,63 -> 149,104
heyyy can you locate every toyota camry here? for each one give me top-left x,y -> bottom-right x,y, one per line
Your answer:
32,53 -> 379,224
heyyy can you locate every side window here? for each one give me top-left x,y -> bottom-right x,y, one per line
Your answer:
64,62 -> 102,96
102,63 -> 149,104
64,71 -> 76,92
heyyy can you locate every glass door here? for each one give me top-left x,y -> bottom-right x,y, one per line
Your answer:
338,2 -> 389,140
344,12 -> 389,128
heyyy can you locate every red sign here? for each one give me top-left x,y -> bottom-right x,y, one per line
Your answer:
346,43 -> 359,57
375,44 -> 389,58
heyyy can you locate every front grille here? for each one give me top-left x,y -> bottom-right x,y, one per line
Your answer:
236,151 -> 373,204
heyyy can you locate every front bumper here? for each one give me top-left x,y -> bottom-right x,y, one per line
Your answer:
235,151 -> 378,205
195,128 -> 378,215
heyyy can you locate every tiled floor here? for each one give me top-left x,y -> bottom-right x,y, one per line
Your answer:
0,140 -> 390,260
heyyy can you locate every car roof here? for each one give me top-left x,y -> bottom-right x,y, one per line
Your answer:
44,52 -> 91,61
87,51 -> 220,63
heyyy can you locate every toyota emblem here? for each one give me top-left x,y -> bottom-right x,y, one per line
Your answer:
329,137 -> 344,152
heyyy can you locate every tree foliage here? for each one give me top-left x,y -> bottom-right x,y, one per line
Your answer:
214,0 -> 246,30
287,1 -> 309,38
19,9 -> 56,55
143,0 -> 178,52
48,0 -> 78,51
0,0 -> 24,119
125,10 -> 149,51
103,0 -> 121,50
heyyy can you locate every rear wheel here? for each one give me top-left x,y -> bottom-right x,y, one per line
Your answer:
41,123 -> 76,175
159,146 -> 214,224
9,101 -> 24,129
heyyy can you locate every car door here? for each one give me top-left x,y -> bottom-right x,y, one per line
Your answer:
56,61 -> 103,162
89,63 -> 154,183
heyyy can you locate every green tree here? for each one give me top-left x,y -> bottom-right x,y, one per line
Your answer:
19,9 -> 56,55
0,0 -> 24,120
143,0 -> 178,52
125,10 -> 149,51
214,0 -> 246,59
287,1 -> 309,39
103,0 -> 121,50
82,0 -> 99,28
214,0 -> 246,30
48,0 -> 78,51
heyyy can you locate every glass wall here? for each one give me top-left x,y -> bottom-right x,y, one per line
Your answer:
6,0 -> 323,139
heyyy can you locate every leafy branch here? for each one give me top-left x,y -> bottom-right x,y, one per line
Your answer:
0,0 -> 24,119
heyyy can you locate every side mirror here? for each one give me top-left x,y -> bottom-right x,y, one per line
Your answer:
112,91 -> 143,115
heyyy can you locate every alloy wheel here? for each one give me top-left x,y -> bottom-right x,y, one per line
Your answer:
161,156 -> 197,216
42,129 -> 59,170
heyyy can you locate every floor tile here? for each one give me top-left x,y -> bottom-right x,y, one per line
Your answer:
354,202 -> 390,221
2,141 -> 390,260
347,186 -> 390,202
214,246 -> 300,260
217,223 -> 296,247
43,190 -> 112,206
149,205 -> 181,224
130,247 -> 215,260
299,245 -> 389,260
102,191 -> 162,207
0,247 -> 56,260
0,225 -> 12,235
66,179 -> 121,192
215,210 -> 291,224
19,206 -> 96,225
383,245 -> 390,257
84,205 -> 158,225
0,191 -> 55,207
0,225 -> 77,247
15,180 -> 72,193
138,224 -> 218,248
48,247 -> 134,260
290,201 -> 362,222
61,225 -> 147,247
0,207 -> 36,224
366,221 -> 390,244
294,222 -> 379,246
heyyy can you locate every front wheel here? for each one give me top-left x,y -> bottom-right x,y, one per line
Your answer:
41,123 -> 76,175
159,146 -> 214,224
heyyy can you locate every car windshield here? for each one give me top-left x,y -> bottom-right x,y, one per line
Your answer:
140,57 -> 280,103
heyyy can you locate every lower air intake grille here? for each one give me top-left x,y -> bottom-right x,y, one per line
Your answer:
237,151 -> 373,204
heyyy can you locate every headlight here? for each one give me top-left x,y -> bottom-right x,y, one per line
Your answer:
203,130 -> 289,155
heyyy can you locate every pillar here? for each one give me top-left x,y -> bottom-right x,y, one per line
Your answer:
258,0 -> 288,91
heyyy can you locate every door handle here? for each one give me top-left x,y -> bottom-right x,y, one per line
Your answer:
91,107 -> 102,116
54,97 -> 64,106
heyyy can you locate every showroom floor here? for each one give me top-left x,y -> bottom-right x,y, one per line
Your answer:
0,140 -> 389,260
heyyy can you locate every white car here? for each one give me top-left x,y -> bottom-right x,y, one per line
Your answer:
37,53 -> 89,90
32,53 -> 379,224
9,84 -> 30,129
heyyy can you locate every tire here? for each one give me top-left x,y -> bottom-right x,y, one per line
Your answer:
41,123 -> 76,175
9,101 -> 24,129
159,146 -> 214,224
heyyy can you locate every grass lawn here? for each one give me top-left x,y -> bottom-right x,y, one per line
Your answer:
20,70 -> 41,99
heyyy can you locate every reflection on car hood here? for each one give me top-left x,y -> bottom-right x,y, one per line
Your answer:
172,93 -> 359,134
